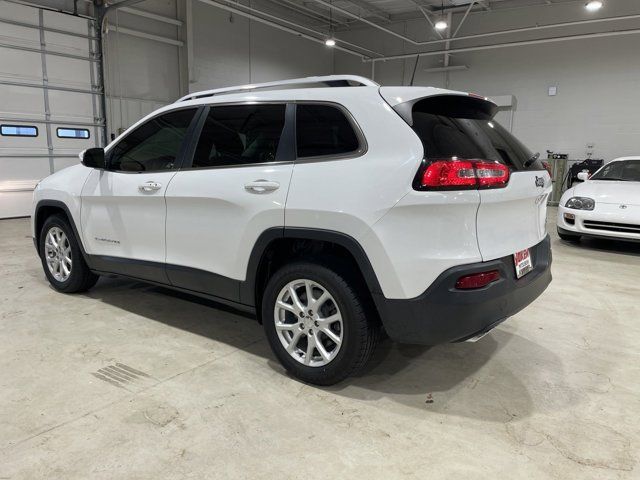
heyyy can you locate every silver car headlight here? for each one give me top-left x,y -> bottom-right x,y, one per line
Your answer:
565,196 -> 595,210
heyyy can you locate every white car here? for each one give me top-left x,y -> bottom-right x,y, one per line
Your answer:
558,156 -> 640,243
32,75 -> 552,385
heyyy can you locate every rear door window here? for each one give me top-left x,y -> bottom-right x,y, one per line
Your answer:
296,104 -> 360,158
410,97 -> 543,171
191,104 -> 286,168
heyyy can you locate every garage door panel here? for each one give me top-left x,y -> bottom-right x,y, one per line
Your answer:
0,122 -> 48,151
0,191 -> 35,218
51,123 -> 94,151
44,31 -> 91,57
0,47 -> 43,83
0,85 -> 45,118
53,156 -> 80,172
0,156 -> 50,182
43,10 -> 88,36
48,90 -> 94,122
0,2 -> 101,218
0,0 -> 39,23
45,55 -> 93,90
0,22 -> 41,47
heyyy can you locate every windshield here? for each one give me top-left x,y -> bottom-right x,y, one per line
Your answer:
590,160 -> 640,182
409,97 -> 543,171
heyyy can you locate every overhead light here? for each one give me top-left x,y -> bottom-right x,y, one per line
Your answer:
585,0 -> 603,11
325,38 -> 336,47
434,19 -> 448,31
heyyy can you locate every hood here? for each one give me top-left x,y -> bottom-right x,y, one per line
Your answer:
573,180 -> 640,206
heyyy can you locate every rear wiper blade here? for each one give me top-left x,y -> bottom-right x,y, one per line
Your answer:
524,152 -> 540,168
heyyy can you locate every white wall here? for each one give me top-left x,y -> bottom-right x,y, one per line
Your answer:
189,0 -> 336,91
335,0 -> 640,162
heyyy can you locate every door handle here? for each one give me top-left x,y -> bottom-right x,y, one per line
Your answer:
139,181 -> 162,192
244,180 -> 280,194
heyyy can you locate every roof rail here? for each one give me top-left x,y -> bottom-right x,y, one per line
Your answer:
176,75 -> 379,103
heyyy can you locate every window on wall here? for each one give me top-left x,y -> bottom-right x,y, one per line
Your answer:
108,108 -> 197,172
57,128 -> 90,139
191,104 -> 286,168
295,104 -> 360,158
1,125 -> 38,137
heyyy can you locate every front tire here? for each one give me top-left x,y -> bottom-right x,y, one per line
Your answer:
39,214 -> 99,293
262,261 -> 379,386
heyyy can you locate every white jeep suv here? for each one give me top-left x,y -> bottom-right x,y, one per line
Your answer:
32,75 -> 552,385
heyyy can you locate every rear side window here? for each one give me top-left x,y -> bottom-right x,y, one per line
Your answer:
296,104 -> 360,158
191,104 -> 286,168
108,108 -> 196,172
1,125 -> 38,137
410,97 -> 542,171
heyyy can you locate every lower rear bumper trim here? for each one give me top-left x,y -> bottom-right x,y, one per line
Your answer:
373,235 -> 552,345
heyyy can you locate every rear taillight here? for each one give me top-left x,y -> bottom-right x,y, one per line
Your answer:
455,270 -> 501,290
414,159 -> 510,191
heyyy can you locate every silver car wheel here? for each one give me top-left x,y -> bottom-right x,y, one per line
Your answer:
44,226 -> 72,282
274,279 -> 344,367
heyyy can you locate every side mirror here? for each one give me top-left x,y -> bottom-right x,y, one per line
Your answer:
577,171 -> 590,182
80,147 -> 106,169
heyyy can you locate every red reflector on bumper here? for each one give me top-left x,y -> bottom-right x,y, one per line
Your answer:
455,270 -> 501,290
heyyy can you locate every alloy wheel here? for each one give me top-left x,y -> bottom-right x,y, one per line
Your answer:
44,226 -> 72,282
273,279 -> 343,367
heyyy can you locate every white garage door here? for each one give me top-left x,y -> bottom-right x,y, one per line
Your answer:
0,0 -> 104,218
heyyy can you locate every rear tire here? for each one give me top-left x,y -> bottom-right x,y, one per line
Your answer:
557,228 -> 581,242
262,261 -> 380,386
39,214 -> 99,293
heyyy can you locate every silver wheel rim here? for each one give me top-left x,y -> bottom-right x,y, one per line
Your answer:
44,226 -> 72,282
274,279 -> 344,367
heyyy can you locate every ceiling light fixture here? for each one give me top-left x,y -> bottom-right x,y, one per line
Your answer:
435,19 -> 448,31
585,0 -> 603,11
434,0 -> 448,31
325,1 -> 337,47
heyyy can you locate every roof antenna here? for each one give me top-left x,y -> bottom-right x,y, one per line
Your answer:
409,54 -> 420,86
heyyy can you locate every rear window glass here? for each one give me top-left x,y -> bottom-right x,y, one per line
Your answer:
410,98 -> 543,171
1,125 -> 38,137
296,104 -> 360,158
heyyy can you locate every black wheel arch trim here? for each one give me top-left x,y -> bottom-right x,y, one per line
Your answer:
240,227 -> 384,307
34,199 -> 91,263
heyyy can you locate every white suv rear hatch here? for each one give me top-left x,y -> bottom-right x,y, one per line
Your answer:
380,87 -> 551,262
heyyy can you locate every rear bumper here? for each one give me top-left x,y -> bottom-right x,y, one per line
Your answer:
373,235 -> 552,345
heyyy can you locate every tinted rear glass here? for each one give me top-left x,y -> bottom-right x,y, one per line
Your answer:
410,98 -> 543,171
296,104 -> 360,158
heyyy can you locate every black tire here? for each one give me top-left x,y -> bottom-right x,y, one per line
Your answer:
262,261 -> 380,386
557,229 -> 581,242
39,214 -> 99,293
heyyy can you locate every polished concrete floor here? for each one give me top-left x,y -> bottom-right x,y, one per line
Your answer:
1,209 -> 639,479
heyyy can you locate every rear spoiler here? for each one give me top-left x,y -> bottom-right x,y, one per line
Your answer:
379,87 -> 498,126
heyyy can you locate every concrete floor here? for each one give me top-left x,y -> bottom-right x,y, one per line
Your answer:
1,209 -> 639,479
